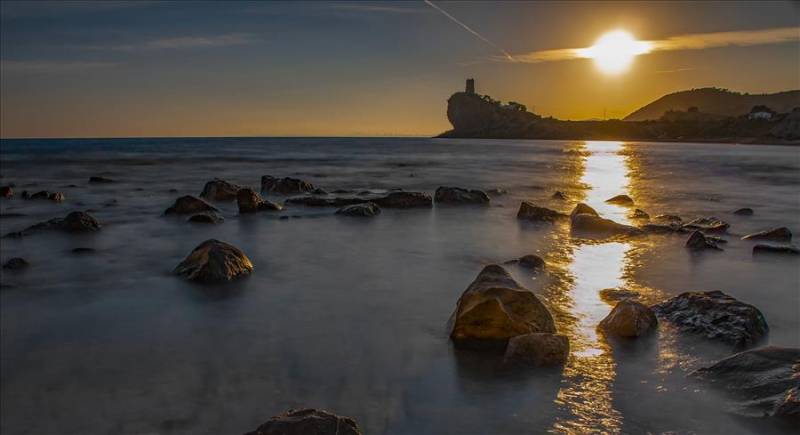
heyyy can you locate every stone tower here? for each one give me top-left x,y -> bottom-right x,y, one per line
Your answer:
465,78 -> 475,94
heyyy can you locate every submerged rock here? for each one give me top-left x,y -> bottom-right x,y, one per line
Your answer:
517,202 -> 566,222
631,208 -> 650,219
200,179 -> 242,201
598,300 -> 658,338
570,203 -> 598,218
0,186 -> 13,198
449,265 -> 556,345
599,288 -> 640,303
2,257 -> 29,270
652,290 -> 769,349
653,214 -> 683,224
173,239 -> 253,282
5,211 -> 101,237
434,186 -> 490,205
742,227 -> 792,242
244,408 -> 363,435
733,207 -> 754,216
640,223 -> 688,234
187,212 -> 225,224
691,346 -> 800,420
571,214 -> 643,237
503,333 -> 569,367
486,188 -> 507,196
753,244 -> 800,255
551,191 -> 567,200
88,176 -> 114,183
685,230 -> 723,251
237,188 -> 282,213
374,191 -> 432,208
261,175 -> 315,195
606,194 -> 634,206
682,217 -> 730,234
164,195 -> 218,215
518,254 -> 545,270
336,202 -> 381,217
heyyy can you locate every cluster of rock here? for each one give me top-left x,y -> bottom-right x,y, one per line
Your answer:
4,211 -> 100,238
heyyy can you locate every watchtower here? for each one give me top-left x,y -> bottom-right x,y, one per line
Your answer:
465,78 -> 475,94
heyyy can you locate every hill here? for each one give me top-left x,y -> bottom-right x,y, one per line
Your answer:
624,88 -> 800,121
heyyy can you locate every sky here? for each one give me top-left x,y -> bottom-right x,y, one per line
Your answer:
1,0 -> 798,138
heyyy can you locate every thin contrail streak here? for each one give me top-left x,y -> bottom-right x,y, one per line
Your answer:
424,0 -> 515,61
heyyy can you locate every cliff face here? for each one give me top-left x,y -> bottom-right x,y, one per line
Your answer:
444,92 -> 539,138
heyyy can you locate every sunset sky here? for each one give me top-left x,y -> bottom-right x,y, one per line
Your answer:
1,0 -> 798,138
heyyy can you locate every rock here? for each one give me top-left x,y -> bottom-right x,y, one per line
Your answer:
434,186 -> 490,205
71,247 -> 96,254
551,191 -> 567,200
518,254 -> 545,269
0,186 -> 12,198
733,207 -> 754,216
285,196 -> 367,207
244,408 -> 363,435
237,188 -> 282,213
88,176 -> 114,183
503,333 -> 570,367
5,211 -> 101,237
261,175 -> 315,195
753,244 -> 800,255
486,188 -> 507,196
691,346 -> 800,420
598,300 -> 658,338
653,214 -> 683,224
48,192 -> 65,202
570,203 -> 598,218
200,179 -> 242,201
20,191 -> 30,199
742,227 -> 792,242
599,288 -> 640,303
164,195 -> 218,215
373,191 -> 432,208
27,190 -> 65,202
2,257 -> 29,270
173,239 -> 253,282
187,212 -> 225,224
640,223 -> 688,234
336,202 -> 381,217
442,92 -> 540,138
652,290 -> 769,349
606,194 -> 634,205
685,230 -> 723,251
706,235 -> 728,244
449,265 -> 556,345
310,188 -> 328,195
517,202 -> 566,222
571,214 -> 643,237
631,208 -> 650,219
682,217 -> 730,233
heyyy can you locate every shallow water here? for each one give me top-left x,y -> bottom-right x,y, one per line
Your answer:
1,138 -> 798,434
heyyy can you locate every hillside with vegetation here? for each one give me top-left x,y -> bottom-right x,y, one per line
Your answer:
623,88 -> 800,121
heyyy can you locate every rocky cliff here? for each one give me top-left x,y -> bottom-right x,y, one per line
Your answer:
443,92 -> 539,138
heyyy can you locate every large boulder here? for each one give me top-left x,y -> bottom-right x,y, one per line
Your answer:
685,230 -> 722,251
682,217 -> 730,234
174,239 -> 253,282
503,333 -> 570,367
570,203 -> 598,218
164,195 -> 218,215
261,176 -> 315,195
336,202 -> 381,217
200,179 -> 242,201
742,227 -> 792,242
652,291 -> 769,349
570,214 -> 643,237
606,194 -> 634,206
517,202 -> 566,222
5,211 -> 101,237
373,191 -> 432,208
434,186 -> 490,205
237,188 -> 282,213
244,408 -> 363,435
691,346 -> 800,421
598,300 -> 658,338
449,265 -> 556,345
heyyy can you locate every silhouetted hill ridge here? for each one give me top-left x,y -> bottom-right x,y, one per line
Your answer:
624,88 -> 800,121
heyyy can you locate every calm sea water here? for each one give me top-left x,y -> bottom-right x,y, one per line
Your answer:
1,137 -> 798,434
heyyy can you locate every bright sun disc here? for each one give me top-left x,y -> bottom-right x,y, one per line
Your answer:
578,30 -> 652,74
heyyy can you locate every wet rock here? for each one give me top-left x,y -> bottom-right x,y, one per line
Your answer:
653,214 -> 683,224
570,203 -> 598,218
200,178 -> 242,201
71,247 -> 96,254
518,254 -> 545,270
373,191 -> 432,208
449,265 -> 556,345
598,300 -> 658,338
652,290 -> 769,349
187,212 -> 225,224
0,186 -> 12,198
517,201 -> 566,222
2,257 -> 29,270
88,176 -> 114,183
48,192 -> 65,202
733,207 -> 754,216
753,244 -> 800,255
571,214 -> 643,237
244,408 -> 363,435
285,196 -> 367,207
551,191 -> 567,200
742,227 -> 792,242
606,194 -> 634,206
310,188 -> 328,195
640,223 -> 688,234
28,190 -> 65,202
5,211 -> 101,237
631,208 -> 650,219
599,288 -> 640,303
164,195 -> 218,215
173,239 -> 253,282
503,333 -> 569,367
261,175 -> 315,195
237,188 -> 282,213
682,217 -> 730,234
434,186 -> 490,205
486,188 -> 507,196
336,202 -> 381,217
685,230 -> 723,251
691,346 -> 800,420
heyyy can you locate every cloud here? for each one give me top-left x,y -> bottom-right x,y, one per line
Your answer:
0,60 -> 119,73
503,26 -> 800,64
86,33 -> 258,52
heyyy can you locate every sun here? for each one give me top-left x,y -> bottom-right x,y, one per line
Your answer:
577,30 -> 652,74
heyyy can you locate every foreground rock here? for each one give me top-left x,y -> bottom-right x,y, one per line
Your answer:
685,230 -> 723,251
200,179 -> 242,201
733,207 -> 754,216
682,217 -> 730,233
571,214 -> 643,237
742,227 -> 792,242
503,333 -> 569,367
570,203 -> 598,218
336,202 -> 381,217
434,186 -> 490,205
449,265 -> 556,345
373,191 -> 432,208
237,188 -> 282,213
598,300 -> 658,338
88,176 -> 114,183
517,201 -> 566,222
261,175 -> 315,195
606,194 -> 634,206
5,211 -> 101,237
187,212 -> 224,224
691,346 -> 800,421
652,291 -> 768,349
753,244 -> 800,255
3,257 -> 29,270
244,408 -> 362,435
164,195 -> 218,215
0,186 -> 13,198
174,239 -> 253,282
